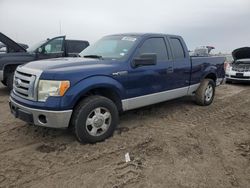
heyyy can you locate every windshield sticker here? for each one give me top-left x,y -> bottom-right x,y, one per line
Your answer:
120,52 -> 125,56
122,37 -> 137,42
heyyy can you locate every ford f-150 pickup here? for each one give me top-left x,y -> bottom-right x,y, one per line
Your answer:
0,33 -> 89,90
9,33 -> 225,143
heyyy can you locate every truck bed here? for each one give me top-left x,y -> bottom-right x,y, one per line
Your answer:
190,56 -> 226,85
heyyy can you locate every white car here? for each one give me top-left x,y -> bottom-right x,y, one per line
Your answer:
225,47 -> 250,83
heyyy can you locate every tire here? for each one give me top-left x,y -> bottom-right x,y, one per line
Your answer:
6,72 -> 14,91
71,95 -> 119,143
195,79 -> 215,106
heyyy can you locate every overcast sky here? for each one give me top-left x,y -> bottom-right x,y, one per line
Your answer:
0,0 -> 250,53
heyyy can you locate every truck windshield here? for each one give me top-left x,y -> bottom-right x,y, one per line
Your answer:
80,36 -> 138,60
27,40 -> 47,52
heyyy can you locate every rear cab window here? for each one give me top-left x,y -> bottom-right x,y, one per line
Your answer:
170,38 -> 185,59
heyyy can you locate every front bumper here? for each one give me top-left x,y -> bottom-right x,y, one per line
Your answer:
9,97 -> 72,128
225,69 -> 250,82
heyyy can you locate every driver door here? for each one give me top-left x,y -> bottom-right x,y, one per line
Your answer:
36,36 -> 65,60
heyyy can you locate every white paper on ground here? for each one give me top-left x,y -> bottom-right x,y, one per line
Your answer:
125,152 -> 131,162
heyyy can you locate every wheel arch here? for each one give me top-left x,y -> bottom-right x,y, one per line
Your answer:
74,86 -> 123,112
201,65 -> 217,84
3,64 -> 19,81
62,76 -> 126,112
204,72 -> 217,83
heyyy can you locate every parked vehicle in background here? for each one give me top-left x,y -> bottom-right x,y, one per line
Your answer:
0,42 -> 29,53
225,47 -> 250,83
191,46 -> 215,56
224,54 -> 233,71
0,32 -> 89,90
9,33 -> 225,143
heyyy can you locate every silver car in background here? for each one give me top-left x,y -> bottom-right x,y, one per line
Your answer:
225,47 -> 250,83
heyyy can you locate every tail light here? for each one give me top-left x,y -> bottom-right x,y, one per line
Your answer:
224,61 -> 231,71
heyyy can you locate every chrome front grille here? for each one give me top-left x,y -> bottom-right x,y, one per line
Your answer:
13,66 -> 42,101
232,64 -> 250,72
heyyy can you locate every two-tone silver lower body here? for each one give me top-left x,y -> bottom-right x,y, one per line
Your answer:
0,70 -> 3,81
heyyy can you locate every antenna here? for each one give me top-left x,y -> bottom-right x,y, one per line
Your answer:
59,20 -> 62,35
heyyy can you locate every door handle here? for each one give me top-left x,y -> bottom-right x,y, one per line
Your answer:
166,67 -> 174,73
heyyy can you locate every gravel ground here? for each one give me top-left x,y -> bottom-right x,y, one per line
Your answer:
0,82 -> 250,188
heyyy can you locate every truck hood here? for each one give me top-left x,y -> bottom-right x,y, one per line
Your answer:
21,57 -> 122,84
0,32 -> 27,53
23,57 -> 116,71
232,47 -> 250,60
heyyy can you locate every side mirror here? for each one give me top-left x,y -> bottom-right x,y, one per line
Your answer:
37,47 -> 43,53
133,53 -> 157,67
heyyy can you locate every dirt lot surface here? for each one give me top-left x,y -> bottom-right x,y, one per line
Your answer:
0,83 -> 250,188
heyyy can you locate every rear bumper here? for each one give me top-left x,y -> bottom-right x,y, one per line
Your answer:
9,97 -> 72,128
0,70 -> 3,81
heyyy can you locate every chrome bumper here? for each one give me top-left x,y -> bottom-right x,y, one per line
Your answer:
225,69 -> 250,81
0,70 -> 3,81
9,97 -> 72,128
226,76 -> 250,81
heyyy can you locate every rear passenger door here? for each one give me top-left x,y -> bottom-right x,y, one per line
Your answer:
169,37 -> 191,89
126,37 -> 173,98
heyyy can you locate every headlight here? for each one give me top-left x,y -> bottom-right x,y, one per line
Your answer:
38,80 -> 70,102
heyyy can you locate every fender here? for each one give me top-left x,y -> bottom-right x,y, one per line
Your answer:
60,75 -> 126,109
1,54 -> 35,80
200,64 -> 217,82
2,62 -> 27,81
3,63 -> 20,74
0,52 -> 35,69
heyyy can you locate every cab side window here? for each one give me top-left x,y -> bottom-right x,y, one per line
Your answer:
170,38 -> 185,59
137,38 -> 169,61
43,38 -> 64,54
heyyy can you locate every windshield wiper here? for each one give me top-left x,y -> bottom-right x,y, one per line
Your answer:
83,55 -> 103,59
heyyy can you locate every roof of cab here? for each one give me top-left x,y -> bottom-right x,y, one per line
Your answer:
106,33 -> 181,38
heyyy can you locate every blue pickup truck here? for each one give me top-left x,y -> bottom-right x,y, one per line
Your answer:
9,33 -> 225,143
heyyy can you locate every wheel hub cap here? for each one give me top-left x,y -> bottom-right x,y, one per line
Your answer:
93,116 -> 104,128
205,84 -> 213,102
85,107 -> 112,137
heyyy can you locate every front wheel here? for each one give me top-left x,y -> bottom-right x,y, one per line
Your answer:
195,79 -> 215,106
71,95 -> 119,143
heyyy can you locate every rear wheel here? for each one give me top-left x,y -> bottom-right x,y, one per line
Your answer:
195,79 -> 215,106
71,95 -> 119,143
6,72 -> 14,91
